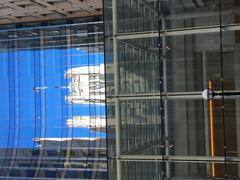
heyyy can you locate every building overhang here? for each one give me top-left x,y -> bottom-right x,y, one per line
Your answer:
0,0 -> 102,25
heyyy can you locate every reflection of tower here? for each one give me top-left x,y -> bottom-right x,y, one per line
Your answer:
65,64 -> 106,133
65,64 -> 105,104
66,116 -> 106,132
121,70 -> 148,93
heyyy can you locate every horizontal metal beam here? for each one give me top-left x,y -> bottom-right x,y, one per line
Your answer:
118,155 -> 240,163
116,24 -> 240,40
0,166 -> 107,172
107,90 -> 240,101
0,156 -> 106,161
0,177 -> 105,180
108,91 -> 202,100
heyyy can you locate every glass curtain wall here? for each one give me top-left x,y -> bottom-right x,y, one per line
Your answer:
104,0 -> 240,179
0,18 -> 107,179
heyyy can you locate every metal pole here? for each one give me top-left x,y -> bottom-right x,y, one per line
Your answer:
157,0 -> 166,178
215,91 -> 240,96
112,0 -> 122,179
7,31 -> 20,177
219,0 -> 227,178
161,16 -> 170,179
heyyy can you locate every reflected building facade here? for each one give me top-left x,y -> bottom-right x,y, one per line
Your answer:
104,0 -> 240,179
66,64 -> 105,105
0,17 -> 107,179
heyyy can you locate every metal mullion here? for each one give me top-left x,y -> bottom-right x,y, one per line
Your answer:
3,42 -> 103,52
119,42 -> 127,94
136,0 -> 139,32
0,22 -> 102,34
219,0 -> 228,179
108,92 -> 205,100
3,160 -> 98,166
116,24 -> 240,40
118,154 -> 240,163
61,26 -> 73,179
154,99 -> 159,143
55,26 -> 66,177
0,177 -> 106,180
162,15 -> 170,176
130,0 -> 133,32
129,46 -> 133,94
0,156 -> 106,161
139,3 -> 144,32
145,53 -> 149,92
91,37 -> 101,179
0,31 -> 103,44
0,31 -> 11,176
144,52 -> 147,93
143,5 -> 147,32
87,33 -> 94,178
113,0 -> 122,179
0,176 -> 105,180
28,27 -> 39,173
144,99 -> 148,145
122,0 -> 126,33
150,100 -> 154,142
127,101 -> 132,150
125,101 -> 128,152
153,55 -> 157,92
95,27 -> 104,178
133,101 -> 136,149
146,157 -> 150,179
34,29 -> 47,178
140,159 -> 143,180
0,166 -> 107,172
137,49 -> 140,93
103,2 -> 111,177
7,31 -> 20,177
123,43 -> 127,94
157,0 -> 166,178
183,24 -> 191,176
126,161 -> 129,180
139,50 -> 144,93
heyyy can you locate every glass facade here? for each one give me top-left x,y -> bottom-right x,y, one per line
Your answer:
104,0 -> 240,179
0,18 -> 107,179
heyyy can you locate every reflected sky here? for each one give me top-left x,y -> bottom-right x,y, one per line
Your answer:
0,47 -> 105,148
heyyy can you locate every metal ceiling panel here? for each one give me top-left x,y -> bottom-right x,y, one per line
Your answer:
0,0 -> 102,25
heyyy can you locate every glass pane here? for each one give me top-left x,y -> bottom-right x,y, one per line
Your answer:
160,0 -> 220,30
117,0 -> 158,33
120,99 -> 161,155
222,30 -> 240,161
122,161 -> 163,180
118,38 -> 159,95
168,162 -> 226,179
222,1 -> 240,26
165,32 -> 222,92
167,98 -> 226,157
0,19 -> 106,179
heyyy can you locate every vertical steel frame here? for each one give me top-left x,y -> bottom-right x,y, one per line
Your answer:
112,0 -> 122,179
